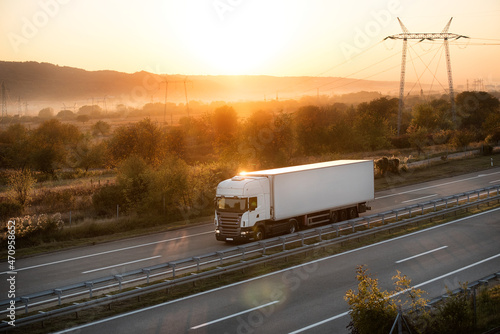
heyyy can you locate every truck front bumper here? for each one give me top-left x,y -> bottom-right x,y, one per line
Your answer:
215,227 -> 255,242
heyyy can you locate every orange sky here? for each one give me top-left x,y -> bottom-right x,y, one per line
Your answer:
1,0 -> 500,91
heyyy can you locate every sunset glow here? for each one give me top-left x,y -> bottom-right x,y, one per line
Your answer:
1,0 -> 499,84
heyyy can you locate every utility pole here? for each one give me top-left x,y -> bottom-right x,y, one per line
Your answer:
385,18 -> 468,135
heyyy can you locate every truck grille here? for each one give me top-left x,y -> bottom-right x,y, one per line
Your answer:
218,213 -> 241,237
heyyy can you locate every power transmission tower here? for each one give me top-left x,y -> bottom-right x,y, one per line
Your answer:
385,18 -> 468,135
160,76 -> 192,125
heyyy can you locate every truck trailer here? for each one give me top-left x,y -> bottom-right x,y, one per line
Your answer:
214,160 -> 374,242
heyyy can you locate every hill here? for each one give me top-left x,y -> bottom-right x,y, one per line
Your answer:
0,61 -> 400,112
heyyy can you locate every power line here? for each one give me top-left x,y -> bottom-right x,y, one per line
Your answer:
385,17 -> 468,135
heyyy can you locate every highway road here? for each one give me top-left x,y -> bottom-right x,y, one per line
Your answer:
1,168 -> 500,298
54,205 -> 500,333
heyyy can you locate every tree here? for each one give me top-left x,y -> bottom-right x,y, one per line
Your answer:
142,156 -> 190,215
211,105 -> 239,158
7,169 -> 36,208
294,105 -> 330,154
38,107 -> 54,118
30,119 -> 81,173
241,109 -> 277,167
56,109 -> 75,119
456,91 -> 500,137
107,118 -> 167,166
165,126 -> 186,159
0,123 -> 32,169
344,265 -> 428,334
406,124 -> 429,156
78,105 -> 103,118
76,114 -> 90,124
116,155 -> 151,212
68,135 -> 107,171
91,120 -> 111,137
412,103 -> 440,131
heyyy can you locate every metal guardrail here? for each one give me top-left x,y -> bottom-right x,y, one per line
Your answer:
426,272 -> 500,308
1,185 -> 499,329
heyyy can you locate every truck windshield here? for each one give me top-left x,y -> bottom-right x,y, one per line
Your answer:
216,197 -> 247,213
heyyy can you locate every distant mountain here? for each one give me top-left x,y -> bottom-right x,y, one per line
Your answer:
0,61 -> 399,108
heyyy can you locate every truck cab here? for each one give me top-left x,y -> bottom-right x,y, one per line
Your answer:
214,175 -> 270,242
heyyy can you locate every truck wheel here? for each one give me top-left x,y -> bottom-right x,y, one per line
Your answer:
339,209 -> 348,221
330,211 -> 338,223
348,207 -> 358,219
288,219 -> 298,234
254,226 -> 265,241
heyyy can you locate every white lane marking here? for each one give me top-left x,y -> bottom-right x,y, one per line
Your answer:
52,207 -> 500,334
190,300 -> 279,330
402,194 -> 437,204
290,252 -> 500,333
81,256 -> 161,274
395,246 -> 448,263
375,170 -> 500,200
0,231 -> 212,275
489,179 -> 500,184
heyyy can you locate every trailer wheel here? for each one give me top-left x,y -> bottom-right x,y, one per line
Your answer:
330,211 -> 338,223
254,226 -> 265,241
288,219 -> 298,234
348,207 -> 358,219
339,209 -> 348,221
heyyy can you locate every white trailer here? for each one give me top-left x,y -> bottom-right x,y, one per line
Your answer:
214,160 -> 374,242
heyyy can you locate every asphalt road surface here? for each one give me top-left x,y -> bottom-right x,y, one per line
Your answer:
54,206 -> 500,333
1,168 -> 500,298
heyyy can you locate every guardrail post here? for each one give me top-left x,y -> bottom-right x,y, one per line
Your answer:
258,242 -> 266,255
335,225 -> 340,237
54,289 -> 62,306
299,232 -> 305,246
193,257 -> 201,272
114,275 -> 123,291
216,251 -> 224,265
350,221 -> 355,233
142,269 -> 151,284
316,229 -> 322,241
21,297 -> 29,314
238,246 -> 246,261
280,236 -> 287,251
85,282 -> 94,298
169,263 -> 176,279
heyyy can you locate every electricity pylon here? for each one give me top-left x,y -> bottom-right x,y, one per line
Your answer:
161,76 -> 192,125
385,18 -> 468,135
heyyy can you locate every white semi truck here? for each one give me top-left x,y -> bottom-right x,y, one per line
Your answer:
214,160 -> 374,242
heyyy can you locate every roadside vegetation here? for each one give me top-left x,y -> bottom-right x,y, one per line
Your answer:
0,91 -> 499,255
345,265 -> 500,334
